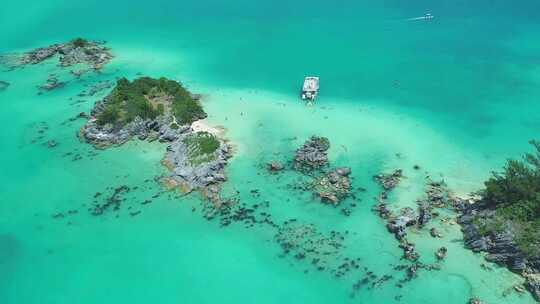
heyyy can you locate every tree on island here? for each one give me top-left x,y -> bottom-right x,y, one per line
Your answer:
480,140 -> 540,256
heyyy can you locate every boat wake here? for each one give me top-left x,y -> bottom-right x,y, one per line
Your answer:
406,13 -> 434,21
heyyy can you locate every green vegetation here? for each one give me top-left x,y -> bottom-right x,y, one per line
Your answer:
479,140 -> 540,256
183,132 -> 220,165
484,140 -> 540,219
95,77 -> 206,127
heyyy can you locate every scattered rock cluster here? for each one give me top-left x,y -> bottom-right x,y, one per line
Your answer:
290,136 -> 354,206
91,185 -> 130,215
373,170 -> 455,282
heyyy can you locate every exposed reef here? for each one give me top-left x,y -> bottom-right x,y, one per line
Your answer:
81,76 -> 231,204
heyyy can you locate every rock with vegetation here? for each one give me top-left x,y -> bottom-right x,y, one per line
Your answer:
162,131 -> 231,195
458,141 -> 540,301
82,77 -> 206,147
1,38 -> 113,71
294,136 -> 330,172
386,207 -> 417,240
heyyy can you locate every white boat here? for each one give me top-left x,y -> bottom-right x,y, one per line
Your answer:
301,76 -> 319,101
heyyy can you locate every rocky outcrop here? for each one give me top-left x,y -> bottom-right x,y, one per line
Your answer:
163,137 -> 231,194
294,136 -> 330,172
459,208 -> 527,272
313,167 -> 352,205
15,39 -> 113,70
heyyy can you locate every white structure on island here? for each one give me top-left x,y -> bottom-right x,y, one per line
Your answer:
301,76 -> 319,102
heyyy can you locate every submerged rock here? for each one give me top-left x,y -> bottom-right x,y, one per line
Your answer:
0,80 -> 9,91
39,75 -> 66,92
47,140 -> 58,148
373,203 -> 392,219
435,247 -> 447,261
294,136 -> 330,172
430,227 -> 442,238
267,161 -> 284,172
399,240 -> 420,261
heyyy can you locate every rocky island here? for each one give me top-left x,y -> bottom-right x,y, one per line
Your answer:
81,76 -> 232,204
459,141 -> 540,301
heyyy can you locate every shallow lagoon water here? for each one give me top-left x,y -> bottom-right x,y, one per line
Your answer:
2,1 -> 540,303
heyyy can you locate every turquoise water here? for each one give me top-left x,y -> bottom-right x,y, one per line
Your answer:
2,1 -> 540,303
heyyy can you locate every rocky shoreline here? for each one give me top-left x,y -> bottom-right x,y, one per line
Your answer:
459,202 -> 540,301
